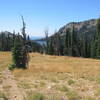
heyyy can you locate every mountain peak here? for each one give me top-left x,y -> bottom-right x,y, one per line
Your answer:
57,19 -> 97,36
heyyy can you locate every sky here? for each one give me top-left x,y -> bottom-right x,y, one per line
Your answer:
0,0 -> 100,37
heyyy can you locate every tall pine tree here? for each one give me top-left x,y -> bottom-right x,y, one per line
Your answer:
21,16 -> 29,68
12,34 -> 23,68
95,18 -> 100,58
11,16 -> 29,69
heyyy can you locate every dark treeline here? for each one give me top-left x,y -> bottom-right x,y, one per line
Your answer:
45,18 -> 100,59
0,31 -> 42,52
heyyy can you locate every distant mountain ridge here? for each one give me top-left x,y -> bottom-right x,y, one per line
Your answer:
36,19 -> 97,42
57,19 -> 97,37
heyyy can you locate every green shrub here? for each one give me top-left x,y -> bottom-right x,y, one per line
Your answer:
51,78 -> 58,83
26,91 -> 44,100
58,85 -> 69,92
8,64 -> 16,71
46,94 -> 63,100
0,91 -> 8,100
39,81 -> 46,87
68,79 -> 75,85
96,77 -> 100,84
18,82 -> 31,89
66,90 -> 81,100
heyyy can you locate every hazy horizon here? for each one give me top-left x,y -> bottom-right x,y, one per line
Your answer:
0,0 -> 100,37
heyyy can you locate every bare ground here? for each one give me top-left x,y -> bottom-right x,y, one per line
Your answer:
0,69 -> 24,100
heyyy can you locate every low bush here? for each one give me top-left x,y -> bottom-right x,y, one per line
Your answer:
66,90 -> 81,100
25,91 -> 44,100
58,85 -> 69,92
8,64 -> 16,71
0,91 -> 8,100
68,79 -> 75,85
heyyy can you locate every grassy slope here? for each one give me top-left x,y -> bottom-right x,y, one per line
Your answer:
13,53 -> 100,78
0,52 -> 11,71
0,52 -> 100,100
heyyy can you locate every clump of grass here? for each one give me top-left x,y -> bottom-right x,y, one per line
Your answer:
94,88 -> 100,96
0,79 -> 2,84
39,81 -> 46,87
87,77 -> 95,81
68,79 -> 75,85
3,85 -> 12,90
50,77 -> 59,83
40,75 -> 48,80
0,73 -> 3,84
0,75 -> 3,84
0,91 -> 8,100
46,94 -> 63,100
95,77 -> 100,84
66,90 -> 81,100
18,82 -> 31,89
33,84 -> 38,88
25,91 -> 44,100
83,96 -> 95,100
57,85 -> 69,92
8,64 -> 16,71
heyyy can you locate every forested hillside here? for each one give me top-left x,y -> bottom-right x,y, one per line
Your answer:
44,18 -> 100,59
0,31 -> 42,52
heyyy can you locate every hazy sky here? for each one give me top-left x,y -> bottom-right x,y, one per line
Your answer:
0,0 -> 99,36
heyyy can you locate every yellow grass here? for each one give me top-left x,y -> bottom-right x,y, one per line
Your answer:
0,52 -> 100,99
0,52 -> 12,71
12,53 -> 100,78
0,52 -> 100,79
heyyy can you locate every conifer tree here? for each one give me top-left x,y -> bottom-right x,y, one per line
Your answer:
27,35 -> 32,52
56,32 -> 61,56
12,30 -> 15,47
1,32 -> 5,51
12,35 -> 23,68
21,16 -> 29,68
64,29 -> 70,55
92,18 -> 100,58
11,16 -> 29,69
71,23 -> 79,57
95,18 -> 100,58
45,29 -> 49,54
48,37 -> 54,55
91,34 -> 96,58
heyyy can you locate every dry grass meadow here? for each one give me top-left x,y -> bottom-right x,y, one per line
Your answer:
0,52 -> 100,100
